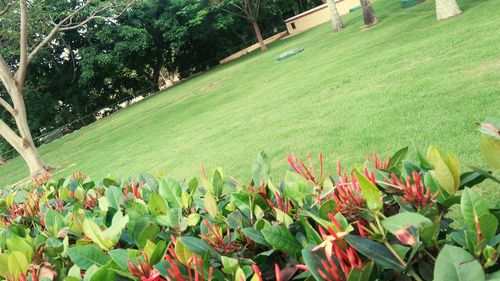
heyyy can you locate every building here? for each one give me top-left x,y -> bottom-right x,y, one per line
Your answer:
285,0 -> 361,35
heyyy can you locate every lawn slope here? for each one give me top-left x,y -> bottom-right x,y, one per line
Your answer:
1,0 -> 499,188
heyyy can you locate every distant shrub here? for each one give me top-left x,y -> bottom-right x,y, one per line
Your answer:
0,119 -> 498,281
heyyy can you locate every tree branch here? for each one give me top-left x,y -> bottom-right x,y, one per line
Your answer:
0,117 -> 23,153
0,96 -> 15,116
0,0 -> 16,17
27,0 -> 136,63
0,55 -> 15,90
221,7 -> 248,19
15,0 -> 28,86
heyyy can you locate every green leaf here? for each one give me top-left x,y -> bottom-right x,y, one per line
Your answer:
460,171 -> 487,189
8,251 -> 30,279
478,213 -> 498,243
84,265 -> 99,281
261,225 -> 302,254
225,210 -> 243,229
6,237 -> 33,261
221,256 -> 239,274
427,146 -> 456,195
139,173 -> 159,192
175,239 -> 194,266
149,193 -> 168,216
159,178 -> 183,208
105,186 -> 123,210
303,210 -> 336,230
302,246 -> 327,281
204,193 -> 218,217
89,261 -> 117,281
461,188 -> 490,230
241,228 -> 271,247
284,171 -> 307,207
212,168 -> 224,197
158,208 -> 186,231
68,264 -> 81,278
345,235 -> 405,271
137,222 -> 160,248
469,166 -> 500,184
434,245 -> 485,281
231,193 -> 251,219
318,199 -> 337,220
417,150 -> 433,170
68,245 -> 110,270
252,151 -> 270,187
103,178 -> 119,188
443,152 -> 460,191
274,208 -> 293,227
381,213 -> 432,236
178,236 -> 216,258
150,240 -> 167,265
44,238 -> 64,257
187,213 -> 201,226
347,261 -> 374,281
45,209 -> 65,237
83,218 -> 112,250
235,267 -> 245,281
109,249 -> 132,270
388,147 -> 408,170
481,135 -> 500,171
299,216 -> 322,245
103,211 -> 129,243
0,253 -> 9,277
424,171 -> 452,204
353,168 -> 382,212
487,270 -> 500,281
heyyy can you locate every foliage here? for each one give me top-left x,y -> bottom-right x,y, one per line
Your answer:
0,146 -> 498,280
0,0 -> 320,161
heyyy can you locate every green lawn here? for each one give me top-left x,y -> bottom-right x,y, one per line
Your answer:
1,0 -> 499,196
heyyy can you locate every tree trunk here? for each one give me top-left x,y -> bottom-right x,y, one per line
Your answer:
359,0 -> 379,27
252,20 -> 267,52
435,0 -> 461,20
151,54 -> 163,92
327,0 -> 344,32
0,86 -> 51,177
19,142 -> 50,176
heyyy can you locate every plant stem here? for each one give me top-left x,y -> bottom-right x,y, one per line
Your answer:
409,268 -> 423,281
374,214 -> 385,238
423,248 -> 436,262
374,213 -> 407,268
384,240 -> 407,268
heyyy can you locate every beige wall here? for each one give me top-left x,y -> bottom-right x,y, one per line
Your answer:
285,0 -> 361,35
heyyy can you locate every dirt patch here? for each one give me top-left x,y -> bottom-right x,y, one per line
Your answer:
200,81 -> 220,92
468,58 -> 500,77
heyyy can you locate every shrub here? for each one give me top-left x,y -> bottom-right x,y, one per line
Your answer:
0,136 -> 498,280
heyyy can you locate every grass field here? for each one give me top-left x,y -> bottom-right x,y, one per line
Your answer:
0,0 -> 498,195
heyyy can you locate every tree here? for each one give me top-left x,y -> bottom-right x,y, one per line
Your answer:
215,0 -> 268,51
0,0 -> 135,177
435,0 -> 461,20
359,0 -> 378,27
327,0 -> 344,32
